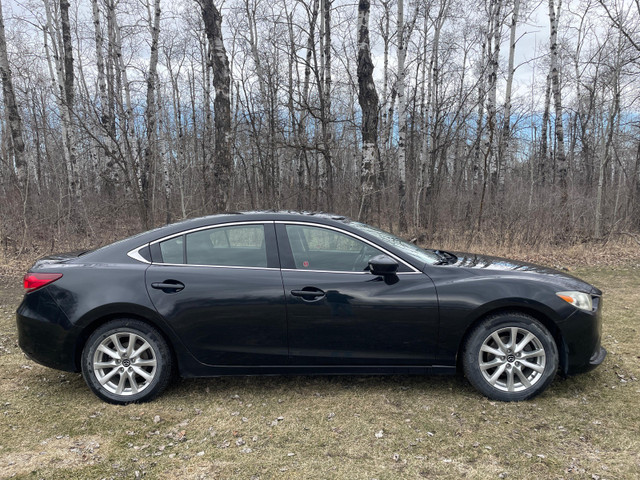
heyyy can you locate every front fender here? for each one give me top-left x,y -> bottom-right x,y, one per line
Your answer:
424,267 -> 576,365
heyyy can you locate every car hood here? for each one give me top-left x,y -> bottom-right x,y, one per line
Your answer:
447,252 -> 601,295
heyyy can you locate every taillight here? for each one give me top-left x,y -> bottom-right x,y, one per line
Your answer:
23,273 -> 63,292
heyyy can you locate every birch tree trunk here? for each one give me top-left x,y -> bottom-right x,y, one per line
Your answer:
540,73 -> 551,184
59,0 -> 81,212
376,0 -> 392,197
296,0 -> 318,209
91,0 -> 118,187
0,0 -> 27,188
498,0 -> 520,187
198,0 -> 232,212
91,0 -> 108,129
320,0 -> 334,210
200,30 -> 213,205
357,0 -> 379,222
549,0 -> 567,197
595,44 -> 621,238
473,34 -> 487,186
379,0 -> 391,150
106,0 -> 136,197
415,11 -> 429,229
396,0 -> 407,231
43,0 -> 81,220
486,0 -> 503,192
141,0 -> 161,228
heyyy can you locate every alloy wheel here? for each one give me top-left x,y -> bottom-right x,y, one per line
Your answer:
92,332 -> 158,396
478,326 -> 546,393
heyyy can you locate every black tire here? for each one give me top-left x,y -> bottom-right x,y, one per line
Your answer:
462,313 -> 558,402
81,319 -> 173,404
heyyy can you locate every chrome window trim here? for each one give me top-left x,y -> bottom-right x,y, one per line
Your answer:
127,219 -> 423,274
127,221 -> 270,266
276,221 -> 421,273
149,220 -> 269,245
127,245 -> 151,264
150,263 -> 275,271
281,268 -> 421,276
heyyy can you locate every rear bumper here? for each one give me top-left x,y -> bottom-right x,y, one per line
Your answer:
16,288 -> 80,372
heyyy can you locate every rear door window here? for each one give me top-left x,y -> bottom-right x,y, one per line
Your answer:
186,225 -> 267,267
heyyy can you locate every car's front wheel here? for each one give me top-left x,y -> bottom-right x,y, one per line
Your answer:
81,319 -> 173,404
463,313 -> 558,401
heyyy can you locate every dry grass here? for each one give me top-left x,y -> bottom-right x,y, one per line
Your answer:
0,266 -> 639,479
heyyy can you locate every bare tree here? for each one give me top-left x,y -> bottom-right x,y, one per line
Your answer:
197,0 -> 232,211
597,0 -> 640,53
0,0 -> 26,188
140,0 -> 161,228
42,0 -> 81,219
548,0 -> 567,197
59,0 -> 81,214
2,0 -> 640,252
417,0 -> 449,229
540,72 -> 551,184
90,0 -> 117,186
486,0 -> 503,191
319,0 -> 334,209
396,0 -> 407,231
497,0 -> 520,186
357,0 -> 379,221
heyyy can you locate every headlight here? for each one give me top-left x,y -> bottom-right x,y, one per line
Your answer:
556,291 -> 593,311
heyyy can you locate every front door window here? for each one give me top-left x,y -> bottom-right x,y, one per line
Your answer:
285,224 -> 381,272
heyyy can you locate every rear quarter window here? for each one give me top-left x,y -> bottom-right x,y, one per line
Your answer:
159,236 -> 184,264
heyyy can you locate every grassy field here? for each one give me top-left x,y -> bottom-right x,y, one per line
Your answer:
0,267 -> 639,479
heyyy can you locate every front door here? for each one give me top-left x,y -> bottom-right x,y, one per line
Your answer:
146,222 -> 288,366
276,223 -> 439,365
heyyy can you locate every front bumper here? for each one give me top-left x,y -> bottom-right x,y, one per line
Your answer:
589,346 -> 607,368
559,296 -> 605,375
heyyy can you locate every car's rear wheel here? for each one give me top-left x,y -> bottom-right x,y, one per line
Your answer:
463,313 -> 558,401
81,319 -> 172,404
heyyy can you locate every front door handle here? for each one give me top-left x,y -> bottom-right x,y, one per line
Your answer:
151,280 -> 185,292
291,287 -> 325,301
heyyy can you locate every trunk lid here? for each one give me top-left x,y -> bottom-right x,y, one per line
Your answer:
30,251 -> 91,270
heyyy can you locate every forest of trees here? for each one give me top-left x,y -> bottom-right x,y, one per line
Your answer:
0,0 -> 639,253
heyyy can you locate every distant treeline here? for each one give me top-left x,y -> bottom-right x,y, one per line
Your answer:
0,0 -> 639,252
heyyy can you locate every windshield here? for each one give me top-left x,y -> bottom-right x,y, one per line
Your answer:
346,221 -> 441,266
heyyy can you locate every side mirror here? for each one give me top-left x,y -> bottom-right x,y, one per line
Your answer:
368,254 -> 399,276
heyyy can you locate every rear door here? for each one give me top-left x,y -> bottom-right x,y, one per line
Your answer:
146,222 -> 288,366
276,222 -> 439,365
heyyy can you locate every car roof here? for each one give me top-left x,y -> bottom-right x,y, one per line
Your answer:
186,210 -> 347,222
154,211 -> 350,234
83,211 -> 354,262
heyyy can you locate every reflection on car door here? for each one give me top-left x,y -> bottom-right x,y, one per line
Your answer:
146,222 -> 288,366
276,223 -> 439,366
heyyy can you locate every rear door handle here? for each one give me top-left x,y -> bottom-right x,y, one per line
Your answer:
291,288 -> 325,301
151,280 -> 185,292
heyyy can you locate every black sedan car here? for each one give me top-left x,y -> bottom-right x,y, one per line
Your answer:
17,212 -> 605,404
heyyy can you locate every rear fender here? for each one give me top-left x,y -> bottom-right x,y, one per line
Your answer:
72,303 -> 201,375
